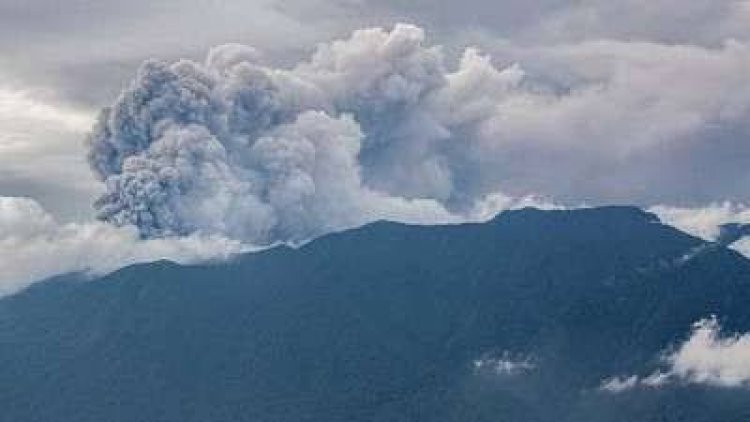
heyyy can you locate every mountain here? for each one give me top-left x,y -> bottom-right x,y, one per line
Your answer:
2,206 -> 750,422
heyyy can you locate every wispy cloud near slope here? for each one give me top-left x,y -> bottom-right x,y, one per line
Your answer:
601,317 -> 750,392
0,197 -> 244,297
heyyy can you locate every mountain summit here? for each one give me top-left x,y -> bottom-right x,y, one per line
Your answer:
2,206 -> 750,421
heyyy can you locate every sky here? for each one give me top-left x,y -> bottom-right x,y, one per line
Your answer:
1,0 -> 750,294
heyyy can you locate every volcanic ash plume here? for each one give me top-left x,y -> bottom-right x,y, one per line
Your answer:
87,24 -> 526,244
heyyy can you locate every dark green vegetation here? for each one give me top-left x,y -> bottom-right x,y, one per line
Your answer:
2,207 -> 750,421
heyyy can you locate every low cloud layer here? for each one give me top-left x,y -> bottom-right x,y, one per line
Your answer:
666,317 -> 750,387
0,192 -> 553,296
0,197 -> 244,297
601,317 -> 750,392
650,204 -> 750,256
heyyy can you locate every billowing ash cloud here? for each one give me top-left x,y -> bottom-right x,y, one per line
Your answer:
87,23 -> 750,246
86,24 -> 529,244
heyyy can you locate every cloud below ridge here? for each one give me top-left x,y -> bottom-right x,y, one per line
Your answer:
601,317 -> 750,392
0,192 -> 554,297
0,196 -> 245,297
650,203 -> 750,257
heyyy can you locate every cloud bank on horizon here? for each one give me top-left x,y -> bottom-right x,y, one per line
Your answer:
0,197 -> 245,297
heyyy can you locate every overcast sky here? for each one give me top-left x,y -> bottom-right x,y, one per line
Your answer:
2,0 -> 750,221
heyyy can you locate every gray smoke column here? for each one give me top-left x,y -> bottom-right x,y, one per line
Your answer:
87,24 -> 525,244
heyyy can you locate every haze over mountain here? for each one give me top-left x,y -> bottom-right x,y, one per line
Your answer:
3,206 -> 750,421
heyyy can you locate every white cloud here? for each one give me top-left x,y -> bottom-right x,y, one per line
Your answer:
731,237 -> 750,259
0,197 -> 244,297
600,375 -> 639,393
651,203 -> 750,241
666,317 -> 750,387
650,204 -> 750,257
473,352 -> 536,376
0,88 -> 92,132
600,317 -> 750,392
0,86 -> 99,219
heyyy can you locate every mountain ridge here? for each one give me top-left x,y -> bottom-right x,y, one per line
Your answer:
2,206 -> 750,422
31,205 -> 713,288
